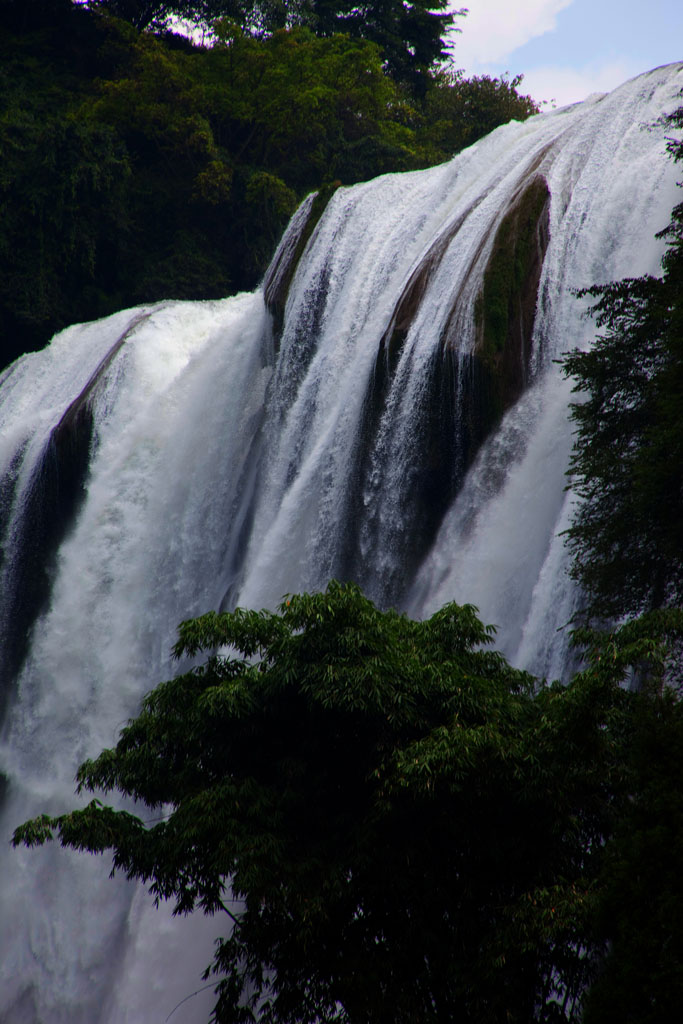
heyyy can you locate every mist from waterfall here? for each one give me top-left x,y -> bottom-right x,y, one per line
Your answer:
0,63 -> 681,1023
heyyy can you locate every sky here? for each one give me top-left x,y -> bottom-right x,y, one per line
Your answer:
448,0 -> 683,107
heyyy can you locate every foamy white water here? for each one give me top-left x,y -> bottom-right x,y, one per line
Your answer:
0,63 -> 681,1022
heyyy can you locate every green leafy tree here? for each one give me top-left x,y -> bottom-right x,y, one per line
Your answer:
0,0 -> 73,30
571,609 -> 683,1024
583,680 -> 683,1023
305,0 -> 464,93
0,12 -> 417,367
83,0 -> 250,31
15,580 -> 650,1024
88,0 -> 464,92
422,69 -> 540,153
85,0 -> 174,29
232,1 -> 465,93
558,96 -> 683,1021
0,6 -> 137,366
84,0 -> 306,34
560,98 -> 683,622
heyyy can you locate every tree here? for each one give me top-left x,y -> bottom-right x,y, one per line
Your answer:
0,11 -> 421,368
81,0 -> 284,34
227,1 -> 466,93
306,0 -> 464,93
83,0 -> 222,31
15,580 -> 651,1023
557,96 -> 683,1020
560,97 -> 683,622
86,0 -> 463,91
422,69 -> 540,154
572,609 -> 683,1024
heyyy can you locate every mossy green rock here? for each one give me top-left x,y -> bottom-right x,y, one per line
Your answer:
472,174 -> 550,418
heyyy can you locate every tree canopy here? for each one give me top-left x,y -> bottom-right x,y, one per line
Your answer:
580,638 -> 683,1022
84,1 -> 465,89
302,0 -> 465,93
15,581 -> 683,1023
560,98 -> 683,622
553,105 -> 683,1015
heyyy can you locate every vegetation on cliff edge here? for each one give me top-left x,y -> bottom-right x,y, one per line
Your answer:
0,0 -> 539,368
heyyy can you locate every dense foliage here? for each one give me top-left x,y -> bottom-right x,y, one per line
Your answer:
551,96 -> 683,1020
560,99 -> 683,622
14,581 -> 683,1022
580,614 -> 683,1023
0,0 -> 538,369
85,0 -> 463,91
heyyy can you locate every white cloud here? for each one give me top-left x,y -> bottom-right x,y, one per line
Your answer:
451,0 -> 574,68
519,60 -> 639,107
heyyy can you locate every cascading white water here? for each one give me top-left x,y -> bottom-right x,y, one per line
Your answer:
0,63 -> 681,1023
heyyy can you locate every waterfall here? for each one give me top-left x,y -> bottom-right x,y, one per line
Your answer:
0,63 -> 681,1023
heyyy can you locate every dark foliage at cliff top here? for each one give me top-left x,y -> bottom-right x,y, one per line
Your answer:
0,0 -> 538,370
86,0 -> 463,93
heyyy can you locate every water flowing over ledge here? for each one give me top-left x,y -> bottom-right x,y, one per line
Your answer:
0,63 -> 681,1023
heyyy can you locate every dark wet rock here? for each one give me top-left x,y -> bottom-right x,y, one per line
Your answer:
264,182 -> 341,336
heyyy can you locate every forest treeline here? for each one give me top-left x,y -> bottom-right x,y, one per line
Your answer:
0,0 -> 538,368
